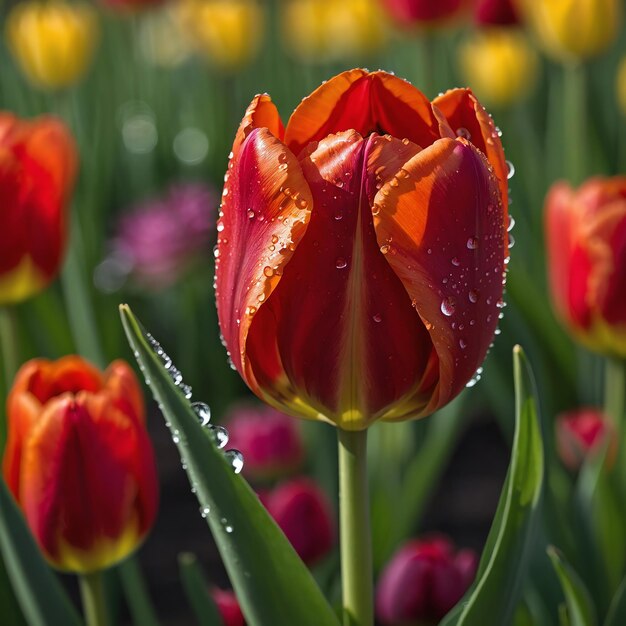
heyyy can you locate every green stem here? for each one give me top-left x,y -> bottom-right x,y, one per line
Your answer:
605,357 -> 626,484
418,32 -> 436,99
118,558 -> 160,626
338,428 -> 373,626
79,572 -> 109,626
61,216 -> 105,367
0,307 -> 21,451
563,62 -> 587,185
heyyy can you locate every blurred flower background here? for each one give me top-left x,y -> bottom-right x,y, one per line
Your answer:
0,0 -> 625,624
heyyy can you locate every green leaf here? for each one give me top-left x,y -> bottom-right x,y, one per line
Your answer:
119,304 -> 340,626
440,345 -> 544,626
548,546 -> 597,626
0,478 -> 84,626
178,553 -> 223,626
605,577 -> 626,626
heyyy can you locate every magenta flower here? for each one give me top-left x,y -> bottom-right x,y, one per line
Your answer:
97,183 -> 216,292
225,403 -> 304,481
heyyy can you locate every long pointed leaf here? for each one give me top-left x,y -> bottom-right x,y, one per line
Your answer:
178,553 -> 223,626
0,478 -> 84,626
548,546 -> 597,626
440,345 -> 544,626
120,304 -> 340,626
605,577 -> 626,626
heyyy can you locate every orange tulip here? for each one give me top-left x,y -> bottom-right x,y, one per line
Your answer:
215,69 -> 509,430
2,357 -> 159,573
0,113 -> 76,305
545,177 -> 626,357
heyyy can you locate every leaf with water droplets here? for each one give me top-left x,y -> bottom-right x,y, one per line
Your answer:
119,304 -> 339,626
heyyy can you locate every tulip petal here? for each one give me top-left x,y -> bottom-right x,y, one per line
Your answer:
215,127 -> 314,381
372,137 -> 505,414
230,93 -> 284,162
245,131 -> 436,429
284,69 -> 442,157
102,359 -> 146,423
20,396 -> 142,572
433,88 -> 509,209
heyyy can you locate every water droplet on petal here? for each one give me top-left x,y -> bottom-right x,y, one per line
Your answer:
441,297 -> 456,317
466,237 -> 478,250
373,313 -> 382,323
336,257 -> 348,269
456,127 -> 471,140
506,160 -> 515,179
469,289 -> 479,303
380,244 -> 391,255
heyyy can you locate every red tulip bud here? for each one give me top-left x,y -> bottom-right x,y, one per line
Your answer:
225,404 -> 304,481
473,0 -> 519,25
264,478 -> 334,566
556,407 -> 616,471
376,536 -> 478,624
211,588 -> 245,626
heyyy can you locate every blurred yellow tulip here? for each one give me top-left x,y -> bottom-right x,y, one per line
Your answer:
516,0 -> 621,63
6,0 -> 99,90
138,7 -> 192,68
459,28 -> 538,108
617,57 -> 626,116
281,0 -> 387,63
177,0 -> 263,71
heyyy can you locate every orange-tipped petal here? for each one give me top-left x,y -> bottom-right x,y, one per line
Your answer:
102,359 -> 146,423
230,93 -> 284,162
433,88 -> 508,210
215,128 -> 314,381
372,137 -> 505,412
284,69 -> 442,157
245,131 -> 436,429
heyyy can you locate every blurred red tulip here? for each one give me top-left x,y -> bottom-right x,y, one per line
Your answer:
473,0 -> 518,25
215,69 -> 509,430
2,357 -> 159,573
0,113 -> 76,305
379,0 -> 465,26
545,177 -> 626,357
556,407 -> 616,471
211,588 -> 245,626
376,535 -> 478,624
225,404 -> 304,481
265,478 -> 334,566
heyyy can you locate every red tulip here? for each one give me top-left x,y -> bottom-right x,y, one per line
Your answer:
225,403 -> 304,481
0,113 -> 76,305
211,588 -> 245,626
545,177 -> 626,357
379,0 -> 465,25
376,535 -> 478,624
264,478 -> 334,566
556,407 -> 616,471
473,0 -> 519,25
2,356 -> 159,573
215,70 -> 508,430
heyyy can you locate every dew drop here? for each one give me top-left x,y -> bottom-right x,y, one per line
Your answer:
468,289 -> 479,303
225,449 -> 244,474
335,257 -> 348,269
247,209 -> 255,219
217,222 -> 225,232
263,266 -> 274,277
507,215 -> 515,232
380,244 -> 391,255
466,237 -> 478,250
451,257 -> 460,267
459,338 -> 467,349
207,425 -> 229,449
508,234 -> 516,249
191,402 -> 211,426
200,506 -> 210,518
373,313 -> 382,323
441,297 -> 456,317
506,160 -> 515,179
456,127 -> 471,140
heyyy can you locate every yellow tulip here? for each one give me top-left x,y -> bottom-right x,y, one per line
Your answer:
281,0 -> 387,63
617,57 -> 626,116
459,28 -> 539,108
6,0 -> 99,90
177,0 -> 263,71
138,7 -> 192,68
516,0 -> 621,63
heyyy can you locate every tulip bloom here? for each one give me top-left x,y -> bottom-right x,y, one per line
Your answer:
376,536 -> 477,624
516,0 -> 621,62
6,1 -> 98,90
3,357 -> 159,573
545,177 -> 626,357
177,0 -> 263,71
556,407 -> 616,471
281,0 -> 386,63
379,0 -> 464,26
473,0 -> 519,25
0,113 -> 76,305
215,69 -> 508,430
459,29 -> 538,108
225,404 -> 304,481
263,478 -> 334,566
211,588 -> 245,626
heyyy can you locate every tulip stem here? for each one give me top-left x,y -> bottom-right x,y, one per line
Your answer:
338,428 -> 373,626
605,357 -> 626,483
79,572 -> 109,626
563,62 -> 587,185
0,307 -> 20,450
